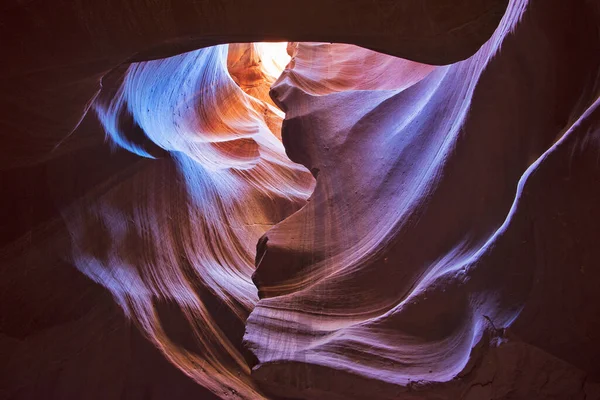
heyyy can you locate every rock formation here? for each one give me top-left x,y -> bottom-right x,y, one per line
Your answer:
2,0 -> 600,399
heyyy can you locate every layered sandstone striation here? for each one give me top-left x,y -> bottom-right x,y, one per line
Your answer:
247,1 -> 600,397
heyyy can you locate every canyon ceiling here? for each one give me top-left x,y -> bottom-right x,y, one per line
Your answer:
1,0 -> 600,399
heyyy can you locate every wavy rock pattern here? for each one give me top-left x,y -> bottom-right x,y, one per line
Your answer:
246,0 -> 600,398
1,0 -> 600,399
67,43 -> 313,398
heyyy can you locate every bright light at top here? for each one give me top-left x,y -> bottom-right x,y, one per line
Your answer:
255,42 -> 291,79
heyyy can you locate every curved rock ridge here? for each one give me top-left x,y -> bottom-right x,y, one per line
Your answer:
63,43 -> 314,398
273,42 -> 437,97
227,43 -> 291,139
245,0 -> 600,398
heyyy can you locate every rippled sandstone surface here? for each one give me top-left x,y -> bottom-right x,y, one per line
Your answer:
2,0 -> 600,399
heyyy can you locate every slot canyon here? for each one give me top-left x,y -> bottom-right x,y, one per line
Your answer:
2,0 -> 600,399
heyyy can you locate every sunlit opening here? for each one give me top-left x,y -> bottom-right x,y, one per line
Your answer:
254,42 -> 291,79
